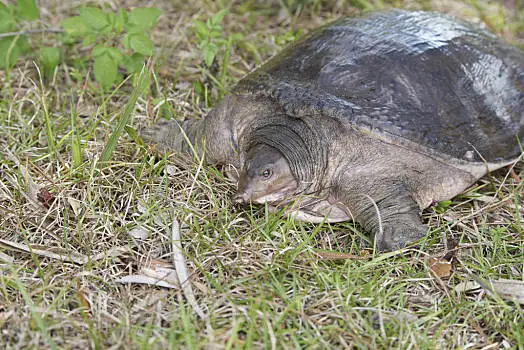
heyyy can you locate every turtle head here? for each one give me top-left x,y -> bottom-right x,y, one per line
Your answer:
234,144 -> 298,205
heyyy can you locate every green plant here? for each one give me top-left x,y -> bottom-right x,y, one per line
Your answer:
61,6 -> 161,90
434,199 -> 452,214
192,9 -> 243,104
0,0 -> 38,69
193,9 -> 230,68
0,2 -> 161,89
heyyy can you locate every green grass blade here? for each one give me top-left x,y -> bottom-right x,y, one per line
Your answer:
99,66 -> 151,166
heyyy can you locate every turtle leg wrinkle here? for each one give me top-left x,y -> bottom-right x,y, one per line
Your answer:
334,178 -> 428,251
140,97 -> 241,168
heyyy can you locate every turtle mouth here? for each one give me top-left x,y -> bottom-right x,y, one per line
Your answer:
235,191 -> 323,213
233,186 -> 297,206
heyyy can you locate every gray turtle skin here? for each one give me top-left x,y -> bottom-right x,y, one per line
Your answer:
143,10 -> 524,251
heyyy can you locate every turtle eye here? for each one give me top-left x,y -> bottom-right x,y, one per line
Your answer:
260,168 -> 272,179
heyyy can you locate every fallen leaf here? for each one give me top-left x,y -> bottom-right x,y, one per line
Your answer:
116,216 -> 207,319
428,257 -> 452,278
90,246 -> 129,262
128,226 -> 149,239
460,277 -> 524,305
76,280 -> 91,316
454,281 -> 481,293
118,266 -> 179,289
487,279 -> 524,305
67,197 -> 83,216
165,165 -> 178,176
37,188 -> 54,208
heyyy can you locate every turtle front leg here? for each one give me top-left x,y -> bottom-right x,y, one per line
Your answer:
333,178 -> 428,251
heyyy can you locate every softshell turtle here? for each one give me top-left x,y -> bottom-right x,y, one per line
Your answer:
142,10 -> 524,251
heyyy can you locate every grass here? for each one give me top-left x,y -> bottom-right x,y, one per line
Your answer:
0,0 -> 523,348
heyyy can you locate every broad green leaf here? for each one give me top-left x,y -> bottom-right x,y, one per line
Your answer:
230,33 -> 244,41
122,33 -> 131,49
0,36 -> 29,69
0,4 -> 16,33
114,8 -> 127,33
106,47 -> 124,63
92,45 -> 108,57
17,0 -> 39,21
115,72 -> 124,86
126,7 -> 161,32
201,42 -> 217,67
39,47 -> 61,79
61,16 -> 93,36
81,34 -> 98,46
210,9 -> 228,26
435,200 -> 452,214
193,20 -> 209,39
124,125 -> 142,145
93,53 -> 117,90
198,39 -> 209,50
130,34 -> 154,56
122,53 -> 145,73
106,11 -> 116,28
79,7 -> 109,31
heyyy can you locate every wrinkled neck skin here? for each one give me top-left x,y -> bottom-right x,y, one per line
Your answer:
228,95 -> 335,211
180,93 -> 337,214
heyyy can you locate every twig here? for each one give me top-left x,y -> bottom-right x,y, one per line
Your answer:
0,238 -> 88,264
0,238 -> 129,265
0,28 -> 64,39
171,216 -> 207,319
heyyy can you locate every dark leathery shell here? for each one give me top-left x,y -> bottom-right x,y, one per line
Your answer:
235,10 -> 524,163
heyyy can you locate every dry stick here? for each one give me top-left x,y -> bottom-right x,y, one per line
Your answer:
0,238 -> 88,264
171,216 -> 207,319
0,28 -> 64,38
443,195 -> 514,230
492,153 -> 523,200
0,238 -> 129,265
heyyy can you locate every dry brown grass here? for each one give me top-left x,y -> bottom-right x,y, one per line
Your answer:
0,0 -> 523,349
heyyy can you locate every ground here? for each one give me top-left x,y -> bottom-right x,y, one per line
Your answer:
0,0 -> 523,349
